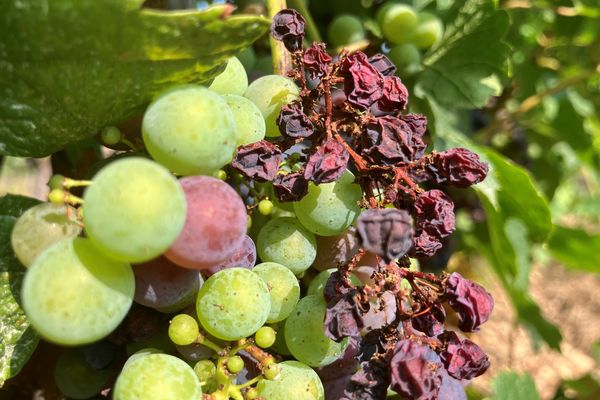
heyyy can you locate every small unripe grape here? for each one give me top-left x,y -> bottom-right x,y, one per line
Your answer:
48,189 -> 65,204
388,43 -> 422,76
412,12 -> 444,49
378,3 -> 418,44
168,314 -> 199,346
48,174 -> 65,190
264,363 -> 280,380
255,326 -> 276,348
258,199 -> 274,216
214,169 -> 227,181
327,14 -> 365,48
194,359 -> 216,381
246,387 -> 259,399
100,126 -> 121,145
227,356 -> 245,374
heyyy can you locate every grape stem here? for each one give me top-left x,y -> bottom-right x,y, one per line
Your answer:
196,333 -> 224,353
235,375 -> 263,390
266,0 -> 293,75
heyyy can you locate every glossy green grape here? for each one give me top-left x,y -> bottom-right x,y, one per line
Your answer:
223,94 -> 266,146
255,326 -> 277,348
388,43 -> 422,76
83,157 -> 186,262
293,170 -> 362,236
142,85 -> 237,175
285,295 -> 348,367
412,12 -> 444,49
244,75 -> 299,137
377,3 -> 418,44
196,268 -> 271,341
253,262 -> 300,323
114,353 -> 202,400
11,202 -> 82,267
208,57 -> 248,96
168,314 -> 199,346
257,217 -> 317,275
256,360 -> 324,400
22,238 -> 134,345
227,356 -> 244,374
327,14 -> 365,48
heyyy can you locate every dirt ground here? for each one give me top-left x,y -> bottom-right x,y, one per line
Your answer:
470,261 -> 600,399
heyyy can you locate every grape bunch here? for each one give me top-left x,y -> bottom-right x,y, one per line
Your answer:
9,8 -> 492,400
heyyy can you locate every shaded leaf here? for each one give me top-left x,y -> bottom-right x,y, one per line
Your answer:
547,225 -> 600,274
491,372 -> 540,400
0,0 -> 270,156
416,0 -> 510,108
0,194 -> 41,387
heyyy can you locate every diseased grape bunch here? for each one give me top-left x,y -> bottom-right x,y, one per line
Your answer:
9,7 -> 493,400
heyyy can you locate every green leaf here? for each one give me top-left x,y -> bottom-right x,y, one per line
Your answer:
547,225 -> 600,274
415,0 -> 510,108
491,372 -> 540,400
0,0 -> 270,157
0,195 -> 41,387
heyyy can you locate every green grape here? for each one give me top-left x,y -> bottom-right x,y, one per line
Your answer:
412,12 -> 444,49
293,170 -> 362,236
377,3 -> 418,44
196,268 -> 271,341
258,198 -> 274,215
256,217 -> 317,275
11,203 -> 82,267
22,238 -> 134,345
244,75 -> 299,137
256,360 -> 324,400
142,85 -> 237,175
285,295 -> 348,367
208,57 -> 248,96
223,94 -> 266,146
306,268 -> 362,297
246,387 -> 259,400
83,157 -> 186,263
114,353 -> 202,400
253,262 -> 300,323
54,348 -> 111,399
169,314 -> 199,346
48,174 -> 65,189
264,363 -> 280,380
388,43 -> 422,76
255,326 -> 277,348
227,356 -> 244,374
327,14 -> 366,48
269,321 -> 292,356
126,348 -> 164,365
193,359 -> 216,382
100,126 -> 121,145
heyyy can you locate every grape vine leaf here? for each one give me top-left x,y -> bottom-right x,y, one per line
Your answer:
547,225 -> 600,274
0,0 -> 270,157
491,372 -> 540,400
415,0 -> 510,109
0,195 -> 41,387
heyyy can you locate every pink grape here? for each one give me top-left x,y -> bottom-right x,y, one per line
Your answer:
204,235 -> 256,277
166,176 -> 247,269
132,256 -> 202,313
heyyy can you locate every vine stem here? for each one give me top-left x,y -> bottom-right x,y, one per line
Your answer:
266,0 -> 293,75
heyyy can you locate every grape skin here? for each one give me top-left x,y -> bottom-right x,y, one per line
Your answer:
11,202 -> 82,267
22,238 -> 134,345
113,353 -> 202,400
196,268 -> 271,341
133,256 -> 202,313
83,157 -> 186,263
204,234 -> 257,276
244,75 -> 299,137
312,227 -> 360,272
208,57 -> 248,96
257,217 -> 317,275
412,12 -> 444,49
377,3 -> 418,44
142,85 -> 237,176
223,94 -> 266,146
256,360 -> 325,400
293,170 -> 362,236
165,176 -> 247,269
327,14 -> 365,48
307,268 -> 362,297
253,262 -> 300,323
285,295 -> 348,367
